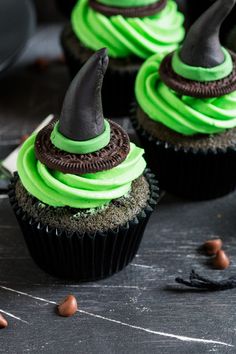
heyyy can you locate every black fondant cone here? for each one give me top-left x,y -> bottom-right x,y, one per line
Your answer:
59,48 -> 109,141
180,0 -> 236,68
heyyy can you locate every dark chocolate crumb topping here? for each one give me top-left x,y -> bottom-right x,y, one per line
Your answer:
15,175 -> 150,234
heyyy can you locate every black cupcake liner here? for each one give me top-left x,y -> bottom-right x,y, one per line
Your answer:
8,170 -> 159,281
131,112 -> 236,200
61,25 -> 142,117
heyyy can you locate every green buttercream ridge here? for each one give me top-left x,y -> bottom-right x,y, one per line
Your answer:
17,134 -> 146,208
135,53 -> 236,135
172,48 -> 233,82
51,120 -> 110,154
96,0 -> 159,7
71,0 -> 185,59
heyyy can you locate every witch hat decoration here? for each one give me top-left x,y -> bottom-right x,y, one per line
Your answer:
34,48 -> 130,175
159,0 -> 236,98
59,47 -> 108,141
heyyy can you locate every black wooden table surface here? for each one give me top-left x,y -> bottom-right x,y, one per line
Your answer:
1,20 -> 236,354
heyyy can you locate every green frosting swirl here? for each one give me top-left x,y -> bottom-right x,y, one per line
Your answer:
97,0 -> 159,7
135,53 -> 236,135
72,0 -> 185,59
17,134 -> 146,209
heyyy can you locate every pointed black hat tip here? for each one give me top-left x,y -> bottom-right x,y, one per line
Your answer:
59,48 -> 109,142
180,0 -> 236,68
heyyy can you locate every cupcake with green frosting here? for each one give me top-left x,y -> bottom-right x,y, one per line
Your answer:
133,0 -> 236,200
8,49 -> 159,281
61,0 -> 185,117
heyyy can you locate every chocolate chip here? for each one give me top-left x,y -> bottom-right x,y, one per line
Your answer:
0,313 -> 8,329
212,250 -> 230,270
58,295 -> 78,317
204,239 -> 222,256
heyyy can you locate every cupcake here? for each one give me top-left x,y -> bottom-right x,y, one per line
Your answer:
8,49 -> 159,281
133,0 -> 236,200
61,0 -> 185,117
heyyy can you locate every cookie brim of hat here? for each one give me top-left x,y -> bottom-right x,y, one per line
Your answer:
35,119 -> 130,174
159,50 -> 236,98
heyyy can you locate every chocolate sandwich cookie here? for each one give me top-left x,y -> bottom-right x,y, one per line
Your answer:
35,119 -> 130,174
159,50 -> 236,98
89,0 -> 167,17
